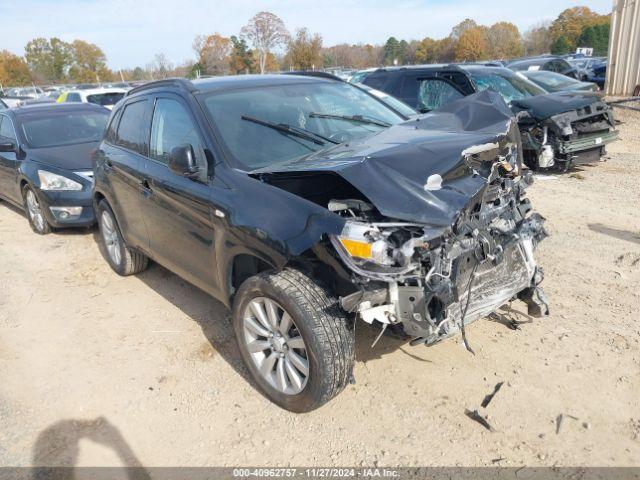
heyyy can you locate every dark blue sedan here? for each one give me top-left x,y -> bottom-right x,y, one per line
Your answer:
0,102 -> 110,234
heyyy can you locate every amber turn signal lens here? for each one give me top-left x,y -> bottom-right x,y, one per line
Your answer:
338,238 -> 372,259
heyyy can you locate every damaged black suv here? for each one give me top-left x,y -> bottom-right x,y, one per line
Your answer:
93,75 -> 548,412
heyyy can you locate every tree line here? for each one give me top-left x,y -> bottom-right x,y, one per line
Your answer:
0,6 -> 610,88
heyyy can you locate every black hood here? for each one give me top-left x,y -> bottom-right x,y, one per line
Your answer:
28,141 -> 98,171
510,91 -> 601,121
253,91 -> 520,227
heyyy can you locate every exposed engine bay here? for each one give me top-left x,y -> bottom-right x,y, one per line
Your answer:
330,142 -> 548,346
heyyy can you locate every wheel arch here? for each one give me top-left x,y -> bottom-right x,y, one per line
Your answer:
92,189 -> 121,228
93,189 -> 106,205
228,253 -> 277,301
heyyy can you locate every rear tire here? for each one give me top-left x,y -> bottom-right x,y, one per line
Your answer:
96,200 -> 148,276
232,268 -> 354,412
22,185 -> 51,235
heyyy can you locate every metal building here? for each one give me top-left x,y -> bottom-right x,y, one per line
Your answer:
606,0 -> 640,96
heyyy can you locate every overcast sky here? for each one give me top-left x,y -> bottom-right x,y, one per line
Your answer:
0,0 -> 613,69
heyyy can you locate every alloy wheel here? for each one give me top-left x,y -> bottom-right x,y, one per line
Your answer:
242,297 -> 309,395
101,211 -> 122,266
26,189 -> 45,232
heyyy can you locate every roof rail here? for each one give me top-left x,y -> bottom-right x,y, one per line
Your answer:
443,63 -> 466,71
285,71 -> 344,82
126,78 -> 195,96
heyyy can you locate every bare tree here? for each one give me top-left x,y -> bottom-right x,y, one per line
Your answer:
147,53 -> 173,79
241,11 -> 289,74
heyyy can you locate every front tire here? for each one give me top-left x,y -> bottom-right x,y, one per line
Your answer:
23,185 -> 51,235
233,268 -> 355,412
96,200 -> 148,276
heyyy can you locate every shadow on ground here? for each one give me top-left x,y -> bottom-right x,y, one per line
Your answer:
532,163 -> 595,179
588,223 -> 640,245
135,262 -> 407,375
136,262 -> 252,383
31,417 -> 149,479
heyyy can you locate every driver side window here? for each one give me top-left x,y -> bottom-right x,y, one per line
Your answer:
149,98 -> 206,168
417,79 -> 464,111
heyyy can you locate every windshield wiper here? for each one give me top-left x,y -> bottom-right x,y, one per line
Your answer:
241,115 -> 338,145
309,112 -> 391,127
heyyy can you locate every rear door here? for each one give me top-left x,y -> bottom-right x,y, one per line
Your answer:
0,114 -> 22,204
140,93 -> 217,291
98,98 -> 151,250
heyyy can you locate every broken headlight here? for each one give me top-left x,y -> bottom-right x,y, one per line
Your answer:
333,221 -> 394,266
330,221 -> 432,281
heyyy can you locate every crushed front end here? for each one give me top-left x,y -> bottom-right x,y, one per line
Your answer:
517,96 -> 618,170
331,130 -> 549,346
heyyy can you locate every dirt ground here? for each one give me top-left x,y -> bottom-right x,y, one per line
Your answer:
1,109 -> 639,469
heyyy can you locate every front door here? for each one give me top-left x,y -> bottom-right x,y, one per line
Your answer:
140,94 -> 218,293
99,98 -> 151,250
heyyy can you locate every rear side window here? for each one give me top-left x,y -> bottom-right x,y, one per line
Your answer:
66,93 -> 82,102
417,79 -> 464,111
115,100 -> 147,154
149,98 -> 205,165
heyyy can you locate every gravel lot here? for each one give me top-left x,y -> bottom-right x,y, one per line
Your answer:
1,110 -> 639,469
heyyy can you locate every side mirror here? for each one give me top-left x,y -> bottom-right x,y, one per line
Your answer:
168,144 -> 199,178
0,141 -> 16,153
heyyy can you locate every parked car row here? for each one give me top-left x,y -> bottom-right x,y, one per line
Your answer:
1,72 -> 586,412
505,55 -> 579,78
1,82 -> 137,108
567,56 -> 607,82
